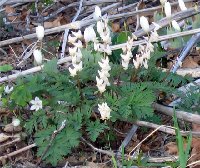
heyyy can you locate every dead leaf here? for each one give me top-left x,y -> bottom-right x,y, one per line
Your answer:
165,142 -> 178,155
165,141 -> 187,155
182,57 -> 199,68
4,123 -> 22,133
86,162 -> 104,168
44,16 -> 63,29
5,5 -> 17,22
0,133 -> 9,143
112,22 -> 120,32
189,123 -> 200,166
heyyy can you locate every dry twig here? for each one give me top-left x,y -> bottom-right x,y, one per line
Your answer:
153,103 -> 200,125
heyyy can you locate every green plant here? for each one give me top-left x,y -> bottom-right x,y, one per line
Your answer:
173,109 -> 192,168
1,10 -> 194,166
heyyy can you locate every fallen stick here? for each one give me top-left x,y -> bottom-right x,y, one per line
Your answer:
153,103 -> 200,125
169,79 -> 200,106
0,57 -> 71,83
161,67 -> 200,78
135,120 -> 200,137
1,27 -> 200,83
81,136 -> 178,162
0,120 -> 195,163
1,3 -> 199,47
0,143 -> 36,161
4,0 -> 118,5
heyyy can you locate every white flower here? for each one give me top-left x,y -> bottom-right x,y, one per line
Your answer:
94,42 -> 100,51
33,49 -> 43,65
122,60 -> 129,70
133,54 -> 142,69
150,29 -> 160,42
93,6 -> 102,21
101,44 -> 112,55
68,35 -> 77,43
74,61 -> 83,72
36,25 -> 45,41
4,85 -> 13,94
152,22 -> 161,31
98,57 -> 111,71
126,37 -> 133,51
69,67 -> 77,77
30,97 -> 42,111
97,21 -> 104,35
98,70 -> 110,86
172,20 -> 181,31
84,26 -> 96,43
72,30 -> 83,39
12,118 -> 20,127
73,40 -> 83,48
178,0 -> 187,11
140,16 -> 150,33
98,102 -> 111,120
165,2 -> 171,18
160,0 -> 167,5
143,59 -> 148,69
101,33 -> 111,44
96,76 -> 106,93
146,42 -> 154,52
69,47 -> 77,56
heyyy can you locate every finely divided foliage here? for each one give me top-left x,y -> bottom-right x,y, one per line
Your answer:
0,3 -> 194,166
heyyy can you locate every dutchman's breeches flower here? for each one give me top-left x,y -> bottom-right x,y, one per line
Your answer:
98,102 -> 111,120
33,49 -> 43,65
164,2 -> 172,18
96,57 -> 111,93
140,16 -> 150,33
36,25 -> 45,41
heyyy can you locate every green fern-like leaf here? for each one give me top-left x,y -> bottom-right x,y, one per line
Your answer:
35,126 -> 81,166
86,120 -> 109,142
25,110 -> 48,134
10,85 -> 32,106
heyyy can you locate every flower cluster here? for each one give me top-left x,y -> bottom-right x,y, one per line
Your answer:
133,40 -> 154,69
84,6 -> 112,55
33,25 -> 45,65
68,30 -> 83,77
98,102 -> 111,120
120,37 -> 134,70
135,18 -> 161,69
94,17 -> 112,55
96,57 -> 111,93
164,0 -> 187,31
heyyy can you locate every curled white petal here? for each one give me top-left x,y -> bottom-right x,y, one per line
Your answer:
69,47 -> 78,56
33,49 -> 43,65
73,40 -> 83,48
72,30 -> 83,39
68,35 -> 77,43
165,2 -> 171,18
93,6 -> 102,21
98,102 -> 111,120
178,0 -> 187,11
36,25 -> 44,41
172,20 -> 181,31
69,67 -> 77,77
84,26 -> 96,43
140,16 -> 150,33
160,0 -> 167,5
